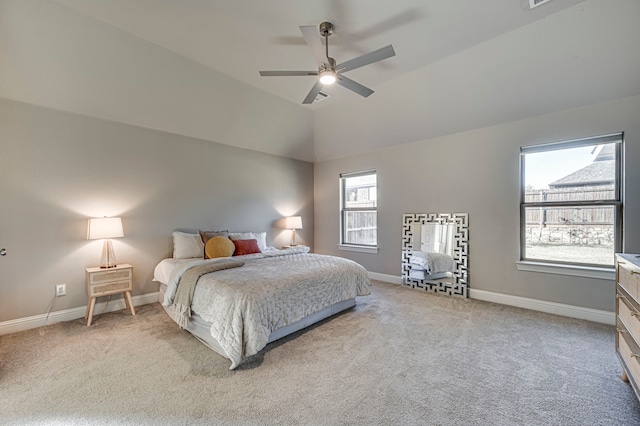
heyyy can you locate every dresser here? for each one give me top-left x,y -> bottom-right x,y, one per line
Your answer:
616,253 -> 640,400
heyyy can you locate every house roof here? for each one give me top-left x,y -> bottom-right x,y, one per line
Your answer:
593,143 -> 615,161
549,160 -> 615,188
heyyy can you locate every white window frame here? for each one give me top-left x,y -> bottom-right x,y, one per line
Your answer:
339,170 -> 379,254
516,133 -> 623,278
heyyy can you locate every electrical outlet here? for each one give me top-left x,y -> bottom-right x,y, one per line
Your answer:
55,284 -> 66,297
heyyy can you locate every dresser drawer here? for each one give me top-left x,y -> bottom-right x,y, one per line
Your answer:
619,330 -> 640,386
618,293 -> 640,345
619,261 -> 640,302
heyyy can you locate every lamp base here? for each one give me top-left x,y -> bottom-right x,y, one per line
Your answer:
100,239 -> 117,268
290,229 -> 298,247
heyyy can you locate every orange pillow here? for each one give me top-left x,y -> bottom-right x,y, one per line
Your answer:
205,236 -> 235,259
232,239 -> 261,256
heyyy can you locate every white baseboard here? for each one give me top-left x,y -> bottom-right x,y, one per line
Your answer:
0,292 -> 160,336
368,271 -> 402,285
469,288 -> 615,325
369,273 -> 615,325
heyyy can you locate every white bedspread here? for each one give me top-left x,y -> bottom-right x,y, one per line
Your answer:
161,249 -> 371,369
409,251 -> 455,274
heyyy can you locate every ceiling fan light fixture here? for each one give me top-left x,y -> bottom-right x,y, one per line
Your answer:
318,69 -> 336,85
259,21 -> 395,104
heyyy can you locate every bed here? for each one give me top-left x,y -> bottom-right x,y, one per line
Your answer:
153,245 -> 371,369
408,251 -> 455,280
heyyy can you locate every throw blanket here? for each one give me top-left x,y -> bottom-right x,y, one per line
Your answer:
172,260 -> 244,328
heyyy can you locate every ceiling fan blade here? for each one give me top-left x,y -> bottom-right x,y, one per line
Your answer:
259,71 -> 318,77
302,80 -> 324,104
336,45 -> 395,73
300,25 -> 327,66
336,75 -> 374,98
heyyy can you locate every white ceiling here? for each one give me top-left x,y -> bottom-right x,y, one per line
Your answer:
54,0 -> 587,109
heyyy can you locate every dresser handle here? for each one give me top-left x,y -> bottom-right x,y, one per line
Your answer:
632,353 -> 640,358
618,294 -> 630,304
632,271 -> 640,276
618,328 -> 627,333
632,312 -> 640,318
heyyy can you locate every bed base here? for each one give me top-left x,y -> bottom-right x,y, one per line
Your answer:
158,285 -> 355,360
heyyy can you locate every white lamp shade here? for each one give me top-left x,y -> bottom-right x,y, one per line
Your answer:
88,217 -> 124,240
285,216 -> 303,230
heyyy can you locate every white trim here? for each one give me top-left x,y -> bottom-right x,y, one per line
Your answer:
367,273 -> 614,325
368,271 -> 401,285
469,288 -> 615,325
338,244 -> 379,254
521,133 -> 621,153
516,261 -> 615,280
0,292 -> 159,336
340,169 -> 376,178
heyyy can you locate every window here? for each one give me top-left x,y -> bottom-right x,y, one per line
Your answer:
520,134 -> 623,268
340,170 -> 377,251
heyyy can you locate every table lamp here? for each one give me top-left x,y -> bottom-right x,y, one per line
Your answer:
285,216 -> 303,247
88,217 -> 124,268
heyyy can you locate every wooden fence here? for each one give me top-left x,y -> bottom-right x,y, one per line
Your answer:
525,186 -> 614,225
525,185 -> 614,245
344,211 -> 377,245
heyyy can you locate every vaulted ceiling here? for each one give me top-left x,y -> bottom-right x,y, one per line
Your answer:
54,0 -> 588,107
2,0 -> 639,162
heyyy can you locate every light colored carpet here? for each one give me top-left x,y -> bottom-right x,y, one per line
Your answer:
1,280 -> 639,425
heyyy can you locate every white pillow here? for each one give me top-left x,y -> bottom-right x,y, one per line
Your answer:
172,231 -> 204,259
252,232 -> 267,252
230,232 -> 267,252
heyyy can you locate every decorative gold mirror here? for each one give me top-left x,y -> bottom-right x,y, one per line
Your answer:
402,213 -> 468,297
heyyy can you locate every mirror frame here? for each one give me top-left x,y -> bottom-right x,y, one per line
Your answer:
402,213 -> 469,297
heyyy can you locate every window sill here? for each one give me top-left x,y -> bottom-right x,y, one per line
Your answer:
515,261 -> 614,280
338,244 -> 379,254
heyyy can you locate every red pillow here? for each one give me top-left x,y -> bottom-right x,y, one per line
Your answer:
232,239 -> 261,256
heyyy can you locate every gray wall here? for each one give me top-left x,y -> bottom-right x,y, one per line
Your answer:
0,98 -> 314,323
0,0 -> 314,162
314,95 -> 640,312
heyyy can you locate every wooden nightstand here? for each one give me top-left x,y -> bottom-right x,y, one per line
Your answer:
85,263 -> 135,326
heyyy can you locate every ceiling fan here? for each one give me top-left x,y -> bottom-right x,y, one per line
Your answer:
259,22 -> 396,104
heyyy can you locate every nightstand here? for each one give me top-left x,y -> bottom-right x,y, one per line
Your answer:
85,263 -> 135,326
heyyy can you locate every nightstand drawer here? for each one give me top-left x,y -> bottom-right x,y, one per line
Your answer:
87,268 -> 132,285
619,294 -> 640,345
88,279 -> 132,297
